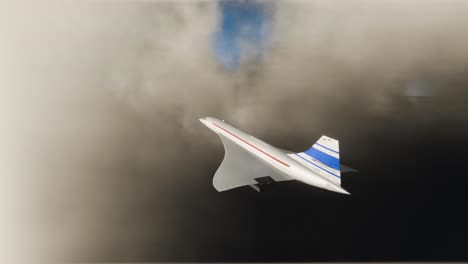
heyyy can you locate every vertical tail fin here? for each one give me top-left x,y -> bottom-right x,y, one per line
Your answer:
290,136 -> 341,185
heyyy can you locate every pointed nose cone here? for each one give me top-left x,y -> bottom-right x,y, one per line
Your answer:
199,117 -> 208,126
199,117 -> 219,133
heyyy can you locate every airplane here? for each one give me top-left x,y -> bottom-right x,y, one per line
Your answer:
199,117 -> 354,195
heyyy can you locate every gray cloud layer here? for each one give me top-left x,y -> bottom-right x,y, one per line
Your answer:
2,1 -> 468,261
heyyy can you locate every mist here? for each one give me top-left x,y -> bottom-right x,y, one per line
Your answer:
1,1 -> 468,262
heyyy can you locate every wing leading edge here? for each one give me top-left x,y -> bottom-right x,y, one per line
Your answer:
213,134 -> 293,192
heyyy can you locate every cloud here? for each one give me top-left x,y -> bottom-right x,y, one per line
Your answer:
2,0 -> 468,261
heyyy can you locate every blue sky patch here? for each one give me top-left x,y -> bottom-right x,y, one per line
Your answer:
214,0 -> 272,71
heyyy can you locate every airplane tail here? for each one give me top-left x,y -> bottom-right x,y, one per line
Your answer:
293,136 -> 342,185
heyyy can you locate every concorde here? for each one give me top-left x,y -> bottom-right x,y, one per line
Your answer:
200,117 -> 353,195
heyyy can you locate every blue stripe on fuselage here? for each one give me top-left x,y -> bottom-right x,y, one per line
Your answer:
304,146 -> 340,170
294,154 -> 341,179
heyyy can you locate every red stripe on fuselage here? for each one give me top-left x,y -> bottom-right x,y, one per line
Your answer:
212,122 -> 290,167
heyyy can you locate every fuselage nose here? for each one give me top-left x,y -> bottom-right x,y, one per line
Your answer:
199,117 -> 208,125
199,117 -> 219,133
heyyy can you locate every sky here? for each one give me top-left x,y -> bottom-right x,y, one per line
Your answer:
214,0 -> 272,70
1,0 -> 468,262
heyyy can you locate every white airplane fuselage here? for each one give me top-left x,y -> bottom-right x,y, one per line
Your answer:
200,117 -> 349,194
